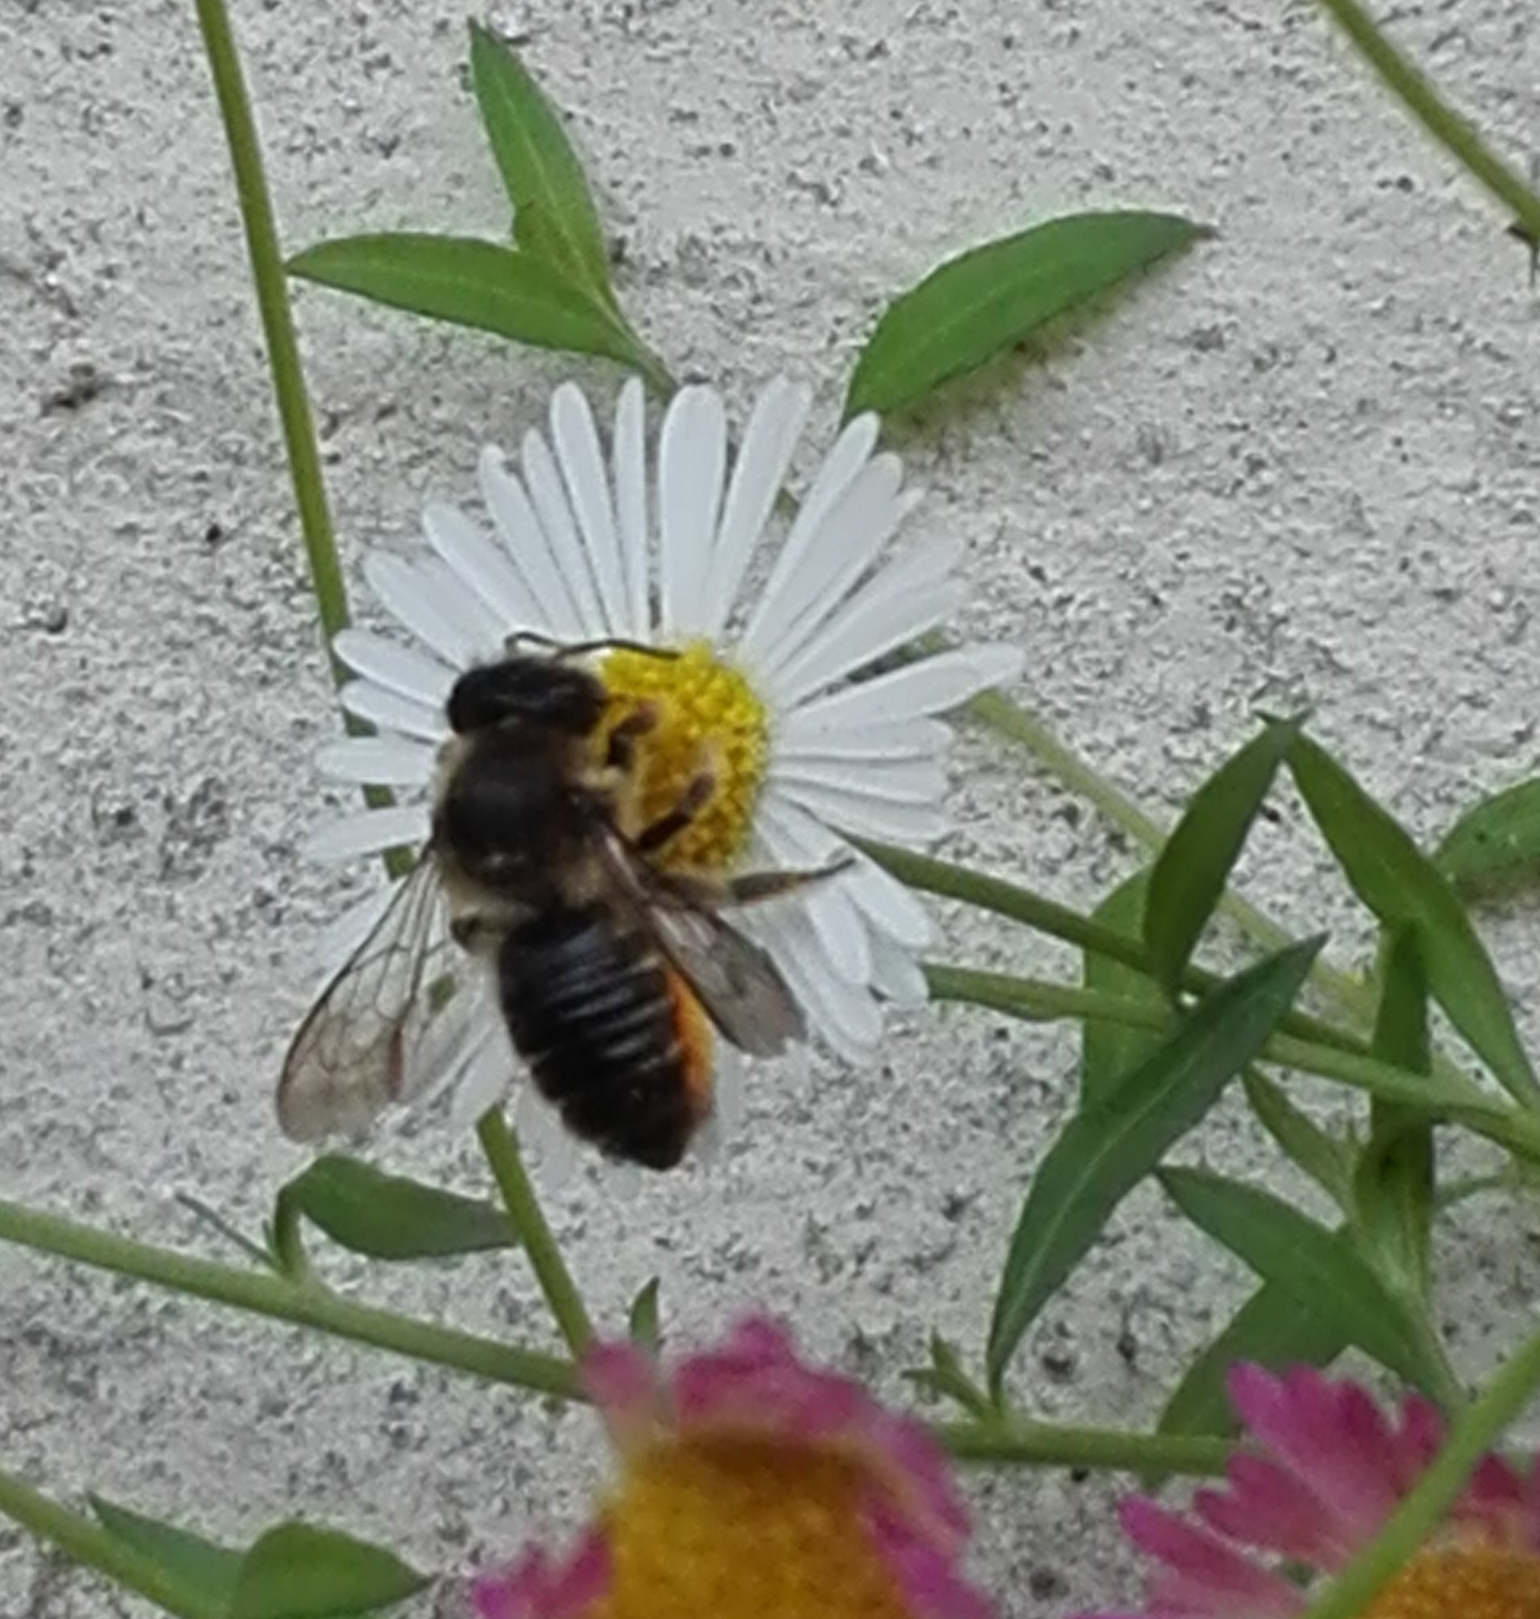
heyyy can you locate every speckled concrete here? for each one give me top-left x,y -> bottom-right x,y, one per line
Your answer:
3,2 -> 1540,1615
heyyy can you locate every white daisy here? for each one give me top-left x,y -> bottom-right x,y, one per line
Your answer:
305,376 -> 1021,1130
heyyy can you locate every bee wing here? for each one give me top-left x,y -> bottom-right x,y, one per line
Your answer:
277,851 -> 462,1141
596,831 -> 806,1058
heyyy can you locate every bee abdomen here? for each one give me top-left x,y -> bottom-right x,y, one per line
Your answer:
497,905 -> 701,1170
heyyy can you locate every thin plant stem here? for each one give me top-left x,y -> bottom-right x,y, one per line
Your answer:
477,1111 -> 595,1356
1315,0 -> 1540,247
192,0 -> 350,657
0,1195 -> 581,1401
936,1417 -> 1230,1477
1301,1319 -> 1540,1619
0,1469 -> 222,1619
194,0 -> 590,1341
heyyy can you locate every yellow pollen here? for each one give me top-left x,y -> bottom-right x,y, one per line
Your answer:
596,642 -> 769,871
586,1437 -> 917,1619
1362,1541 -> 1540,1619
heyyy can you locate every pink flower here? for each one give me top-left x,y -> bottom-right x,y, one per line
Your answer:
471,1317 -> 993,1619
1083,1364 -> 1540,1619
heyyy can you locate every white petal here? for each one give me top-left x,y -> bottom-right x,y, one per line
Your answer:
552,383 -> 632,636
523,429 -> 608,638
316,737 -> 437,788
776,776 -> 946,844
758,909 -> 882,1060
700,378 -> 811,638
363,552 -> 484,668
746,455 -> 905,674
422,501 -> 543,633
612,379 -> 652,637
479,446 -> 587,637
773,547 -> 966,707
315,881 -> 397,974
657,385 -> 727,636
789,645 -> 1020,731
404,981 -> 487,1106
445,1012 -> 517,1125
333,630 -> 456,709
739,413 -> 879,658
338,679 -> 445,743
302,803 -> 430,862
869,932 -> 930,1006
773,753 -> 948,807
777,715 -> 951,764
755,797 -> 871,986
843,851 -> 936,951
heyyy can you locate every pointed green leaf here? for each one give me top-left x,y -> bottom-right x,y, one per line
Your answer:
230,1524 -> 426,1619
276,1155 -> 518,1261
846,211 -> 1207,418
1080,868 -> 1164,1107
1241,1070 -> 1355,1211
903,1334 -> 993,1419
1289,733 -> 1540,1109
1434,776 -> 1540,898
1354,930 -> 1435,1300
627,1277 -> 661,1352
1145,719 -> 1299,994
1155,1279 -> 1347,1448
90,1497 -> 242,1608
1159,1167 -> 1436,1392
288,234 -> 643,368
986,938 -> 1321,1391
467,22 -> 613,302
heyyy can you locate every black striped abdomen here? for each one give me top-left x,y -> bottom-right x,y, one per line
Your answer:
497,904 -> 704,1170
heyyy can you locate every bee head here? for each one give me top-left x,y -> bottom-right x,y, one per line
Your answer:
447,656 -> 608,738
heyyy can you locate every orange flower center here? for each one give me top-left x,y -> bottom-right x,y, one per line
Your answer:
1364,1541 -> 1540,1619
587,1436 -> 916,1619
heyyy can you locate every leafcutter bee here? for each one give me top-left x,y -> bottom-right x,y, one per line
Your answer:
278,639 -> 834,1169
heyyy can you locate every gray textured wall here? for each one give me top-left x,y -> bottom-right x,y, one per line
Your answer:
3,2 -> 1539,1614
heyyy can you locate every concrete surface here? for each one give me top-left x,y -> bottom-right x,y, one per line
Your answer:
3,1 -> 1540,1614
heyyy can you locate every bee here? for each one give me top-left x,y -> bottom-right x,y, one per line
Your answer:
278,639 -> 831,1170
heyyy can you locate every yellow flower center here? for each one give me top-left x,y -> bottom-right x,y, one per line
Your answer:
588,1437 -> 917,1619
1363,1541 -> 1540,1619
596,642 -> 769,871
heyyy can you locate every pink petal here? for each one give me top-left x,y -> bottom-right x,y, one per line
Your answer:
472,1531 -> 612,1619
1393,1394 -> 1446,1486
865,1496 -> 995,1619
1121,1498 -> 1303,1616
1195,1454 -> 1350,1567
583,1342 -> 662,1452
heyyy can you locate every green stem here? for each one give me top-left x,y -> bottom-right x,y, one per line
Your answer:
192,0 -> 351,657
1315,0 -> 1540,246
936,1416 -> 1230,1477
1301,1319 -> 1540,1619
0,1196 -> 580,1401
0,1469 -> 221,1619
926,962 -> 1540,1163
477,1111 -> 595,1356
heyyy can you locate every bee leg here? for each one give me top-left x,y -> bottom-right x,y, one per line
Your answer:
634,769 -> 715,854
605,701 -> 660,772
654,857 -> 854,909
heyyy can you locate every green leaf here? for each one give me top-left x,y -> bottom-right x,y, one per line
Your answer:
90,1497 -> 242,1608
1354,930 -> 1435,1300
1289,733 -> 1540,1109
1155,1279 -> 1347,1450
845,211 -> 1206,418
986,937 -> 1321,1391
276,1155 -> 518,1261
230,1524 -> 426,1619
627,1277 -> 661,1352
1080,868 -> 1164,1107
1434,776 -> 1540,898
1159,1167 -> 1437,1392
288,234 -> 643,369
467,22 -> 614,302
1144,719 -> 1299,995
1241,1070 -> 1355,1211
